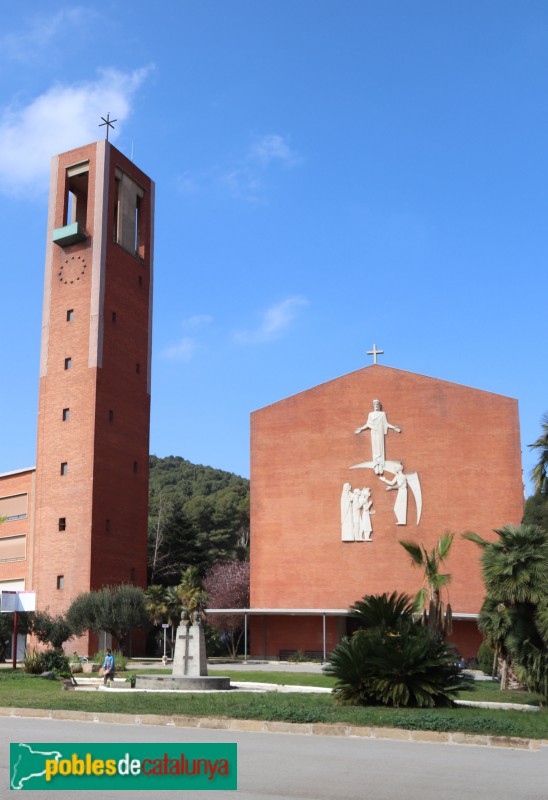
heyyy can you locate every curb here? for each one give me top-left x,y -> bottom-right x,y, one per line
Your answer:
0,707 -> 545,750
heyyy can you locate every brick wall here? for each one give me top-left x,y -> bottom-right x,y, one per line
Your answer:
250,365 -> 523,655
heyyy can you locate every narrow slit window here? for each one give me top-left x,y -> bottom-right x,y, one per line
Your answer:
62,408 -> 70,421
136,363 -> 141,374
105,518 -> 111,533
108,410 -> 114,423
112,311 -> 117,323
130,567 -> 137,582
64,357 -> 72,370
66,309 -> 74,322
57,575 -> 64,590
58,517 -> 66,531
133,461 -> 138,474
60,462 -> 68,476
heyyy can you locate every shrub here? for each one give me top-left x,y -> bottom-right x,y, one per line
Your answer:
23,648 -> 71,677
477,641 -> 495,676
23,649 -> 45,674
41,649 -> 71,677
324,592 -> 471,708
288,650 -> 306,663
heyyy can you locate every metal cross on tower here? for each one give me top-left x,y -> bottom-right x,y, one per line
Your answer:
99,112 -> 117,141
367,344 -> 384,364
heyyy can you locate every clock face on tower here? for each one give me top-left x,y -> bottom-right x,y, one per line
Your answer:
58,255 -> 87,284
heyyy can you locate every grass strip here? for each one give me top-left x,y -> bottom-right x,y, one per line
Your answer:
0,672 -> 546,739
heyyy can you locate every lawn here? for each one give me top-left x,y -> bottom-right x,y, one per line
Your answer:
0,671 -> 546,740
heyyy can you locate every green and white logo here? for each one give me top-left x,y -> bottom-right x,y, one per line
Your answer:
10,742 -> 237,791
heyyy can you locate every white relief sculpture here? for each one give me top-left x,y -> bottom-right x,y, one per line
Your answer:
357,487 -> 375,541
341,483 -> 354,541
351,488 -> 362,538
379,465 -> 422,526
341,483 -> 375,541
354,399 -> 401,475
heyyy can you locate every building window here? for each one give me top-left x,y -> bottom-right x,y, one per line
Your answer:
112,311 -> 117,323
58,517 -> 66,531
133,461 -> 138,473
57,575 -> 64,590
64,358 -> 72,370
0,493 -> 28,520
130,568 -> 137,583
105,518 -> 111,533
67,309 -> 74,322
108,410 -> 114,423
60,462 -> 68,476
62,408 -> 70,421
136,363 -> 140,374
138,275 -> 143,287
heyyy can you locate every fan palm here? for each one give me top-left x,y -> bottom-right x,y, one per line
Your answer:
529,411 -> 548,494
144,584 -> 168,627
463,524 -> 548,697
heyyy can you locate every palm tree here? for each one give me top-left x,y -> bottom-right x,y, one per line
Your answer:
463,524 -> 548,696
176,566 -> 208,619
144,584 -> 168,627
529,411 -> 548,494
399,532 -> 454,638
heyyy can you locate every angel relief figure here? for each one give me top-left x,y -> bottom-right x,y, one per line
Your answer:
379,464 -> 422,526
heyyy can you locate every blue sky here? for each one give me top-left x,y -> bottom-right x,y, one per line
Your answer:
0,2 -> 546,495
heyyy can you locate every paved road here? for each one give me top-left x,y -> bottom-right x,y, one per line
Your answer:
2,717 -> 546,800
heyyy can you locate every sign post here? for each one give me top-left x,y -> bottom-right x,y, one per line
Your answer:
162,623 -> 169,665
1,591 -> 36,669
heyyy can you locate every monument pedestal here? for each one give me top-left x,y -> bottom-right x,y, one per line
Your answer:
136,616 -> 231,691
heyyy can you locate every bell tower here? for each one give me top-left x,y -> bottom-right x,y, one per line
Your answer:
32,140 -> 154,639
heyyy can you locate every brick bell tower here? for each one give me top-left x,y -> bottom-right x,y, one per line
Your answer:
32,140 -> 154,646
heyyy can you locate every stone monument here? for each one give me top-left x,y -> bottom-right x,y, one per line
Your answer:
136,612 -> 231,691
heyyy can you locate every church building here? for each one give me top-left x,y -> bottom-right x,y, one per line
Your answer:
0,139 -> 154,653
249,361 -> 523,659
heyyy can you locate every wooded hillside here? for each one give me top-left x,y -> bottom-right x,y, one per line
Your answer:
148,455 -> 250,585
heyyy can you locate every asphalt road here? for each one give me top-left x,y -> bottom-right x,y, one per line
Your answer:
2,717 -> 547,800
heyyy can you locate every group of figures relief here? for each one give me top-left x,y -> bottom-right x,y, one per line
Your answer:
341,399 -> 422,542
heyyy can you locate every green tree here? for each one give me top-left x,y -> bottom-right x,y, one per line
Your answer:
175,566 -> 208,619
144,584 -> 168,627
31,610 -> 73,650
529,411 -> 548,495
463,524 -> 548,698
67,585 -> 148,655
399,532 -> 454,638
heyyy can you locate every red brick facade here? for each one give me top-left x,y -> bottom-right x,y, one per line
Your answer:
0,469 -> 34,591
250,365 -> 524,658
3,141 -> 155,652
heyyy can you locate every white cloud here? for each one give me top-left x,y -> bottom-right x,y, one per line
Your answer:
182,314 -> 213,329
234,296 -> 309,344
0,66 -> 153,197
180,133 -> 301,202
248,134 -> 300,167
162,337 -> 201,362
